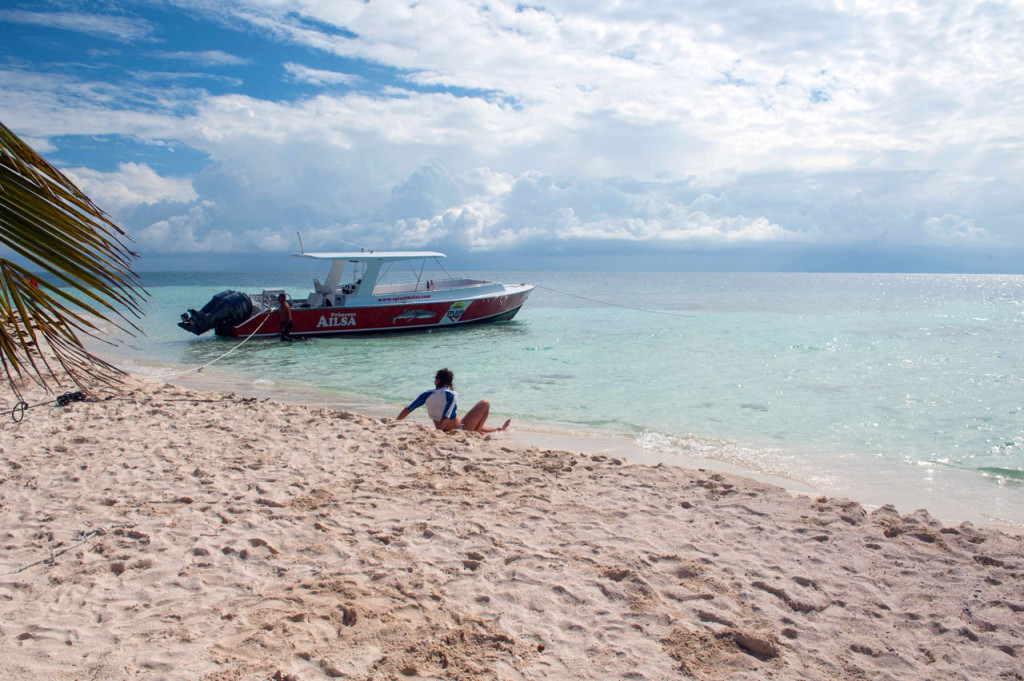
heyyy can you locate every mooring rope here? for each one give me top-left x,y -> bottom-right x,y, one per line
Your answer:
156,310 -> 275,380
2,311 -> 272,423
534,284 -> 696,319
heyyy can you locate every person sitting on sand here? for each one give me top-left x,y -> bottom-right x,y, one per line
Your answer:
397,368 -> 510,433
276,293 -> 294,341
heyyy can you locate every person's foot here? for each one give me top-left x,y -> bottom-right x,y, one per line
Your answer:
498,419 -> 511,431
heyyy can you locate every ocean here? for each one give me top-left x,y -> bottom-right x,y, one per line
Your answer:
109,270 -> 1024,527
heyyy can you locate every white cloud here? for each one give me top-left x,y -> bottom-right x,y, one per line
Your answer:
240,226 -> 297,251
129,71 -> 244,87
64,163 -> 198,215
0,67 -> 199,140
169,0 -> 1024,183
303,164 -> 812,253
284,63 -> 361,86
134,205 -> 236,253
156,50 -> 250,67
20,135 -> 56,153
0,9 -> 154,41
3,0 -> 1023,267
923,215 -> 990,243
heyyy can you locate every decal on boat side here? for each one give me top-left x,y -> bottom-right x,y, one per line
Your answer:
443,301 -> 468,323
317,312 -> 357,328
391,309 -> 437,324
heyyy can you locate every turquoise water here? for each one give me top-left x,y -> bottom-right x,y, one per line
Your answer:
114,271 -> 1024,526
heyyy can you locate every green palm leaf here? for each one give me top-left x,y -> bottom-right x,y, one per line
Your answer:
0,120 -> 147,398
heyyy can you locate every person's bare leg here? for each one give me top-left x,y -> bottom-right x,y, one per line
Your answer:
460,400 -> 489,431
460,400 -> 511,433
488,419 -> 511,433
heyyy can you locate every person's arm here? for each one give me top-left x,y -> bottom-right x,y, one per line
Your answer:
398,391 -> 432,420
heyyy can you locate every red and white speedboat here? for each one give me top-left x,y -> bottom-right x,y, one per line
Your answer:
178,251 -> 534,338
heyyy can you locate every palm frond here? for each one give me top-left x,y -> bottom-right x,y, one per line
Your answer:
0,121 -> 147,397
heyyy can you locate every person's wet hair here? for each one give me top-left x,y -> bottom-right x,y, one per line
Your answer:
435,368 -> 454,388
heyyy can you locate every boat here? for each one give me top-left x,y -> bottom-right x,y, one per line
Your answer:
177,251 -> 534,338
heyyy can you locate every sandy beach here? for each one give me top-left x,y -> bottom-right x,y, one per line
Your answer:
1,374 -> 1022,680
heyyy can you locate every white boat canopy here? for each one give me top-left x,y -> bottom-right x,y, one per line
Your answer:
294,251 -> 445,262
293,251 -> 448,299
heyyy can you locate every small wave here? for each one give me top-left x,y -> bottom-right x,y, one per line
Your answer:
635,431 -> 764,471
977,467 -> 1024,483
633,430 -> 842,494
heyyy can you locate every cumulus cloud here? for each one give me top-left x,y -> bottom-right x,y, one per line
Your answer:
134,205 -> 235,253
923,215 -> 990,243
64,163 -> 198,215
296,163 -> 812,254
131,159 -> 809,255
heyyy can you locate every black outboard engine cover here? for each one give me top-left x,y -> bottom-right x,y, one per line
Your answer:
178,290 -> 253,336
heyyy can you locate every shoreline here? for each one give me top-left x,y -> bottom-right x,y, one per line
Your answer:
107,269 -> 1024,532
2,372 -> 1022,679
166,366 -> 829,495
161,365 -> 1022,531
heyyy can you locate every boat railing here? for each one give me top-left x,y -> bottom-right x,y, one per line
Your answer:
434,277 -> 490,289
373,278 -> 491,295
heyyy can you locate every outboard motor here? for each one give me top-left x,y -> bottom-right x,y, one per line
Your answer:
178,290 -> 253,336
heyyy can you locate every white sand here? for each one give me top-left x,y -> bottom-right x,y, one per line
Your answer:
1,375 -> 1022,680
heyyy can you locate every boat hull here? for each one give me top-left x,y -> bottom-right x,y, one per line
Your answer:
220,287 -> 532,338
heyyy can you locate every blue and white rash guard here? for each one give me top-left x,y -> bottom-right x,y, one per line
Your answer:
406,388 -> 458,422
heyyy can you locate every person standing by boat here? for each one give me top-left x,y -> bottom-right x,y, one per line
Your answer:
397,368 -> 510,433
276,293 -> 294,341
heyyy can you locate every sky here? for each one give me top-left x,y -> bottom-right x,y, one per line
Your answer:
1,0 -> 1022,273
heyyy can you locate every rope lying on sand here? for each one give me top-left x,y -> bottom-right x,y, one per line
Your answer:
2,313 -> 273,423
5,390 -> 88,424
0,522 -> 135,577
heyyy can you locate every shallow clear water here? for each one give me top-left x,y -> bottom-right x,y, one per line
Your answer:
115,270 -> 1024,526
